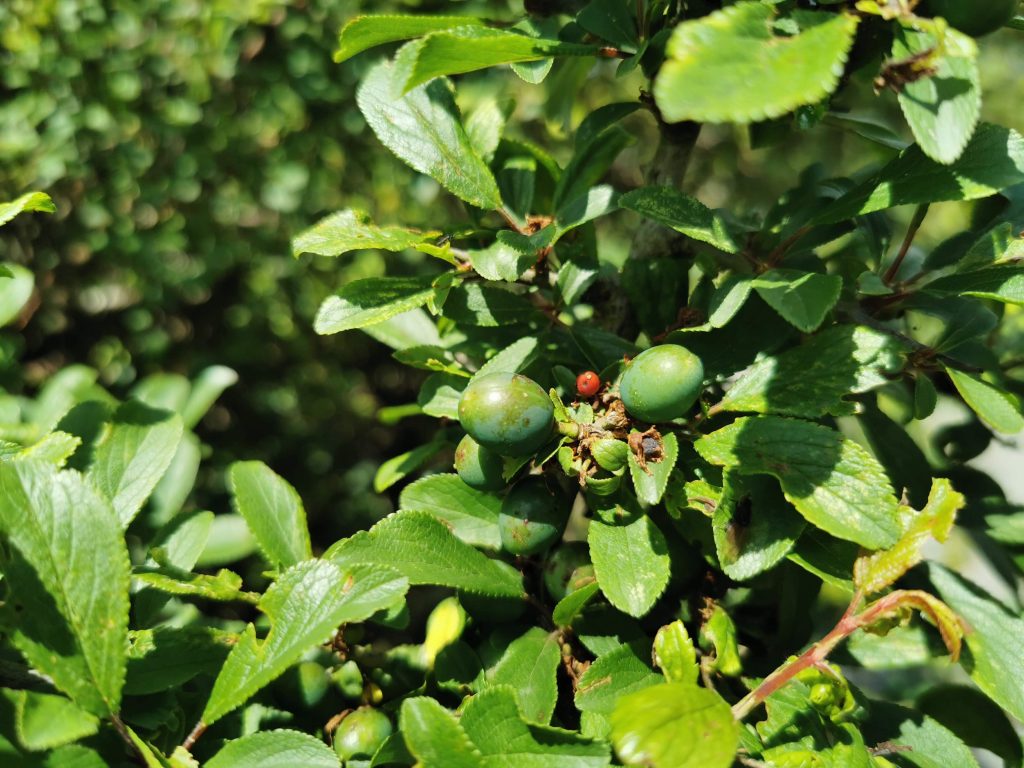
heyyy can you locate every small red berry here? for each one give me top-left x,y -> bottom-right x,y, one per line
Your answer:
576,371 -> 601,397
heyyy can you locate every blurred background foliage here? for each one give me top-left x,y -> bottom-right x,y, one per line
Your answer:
0,0 -> 1021,545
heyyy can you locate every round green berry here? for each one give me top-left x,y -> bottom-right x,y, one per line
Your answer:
619,344 -> 704,423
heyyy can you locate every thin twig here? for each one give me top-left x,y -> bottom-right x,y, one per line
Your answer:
497,206 -> 529,235
182,720 -> 207,751
883,203 -> 929,284
763,224 -> 812,270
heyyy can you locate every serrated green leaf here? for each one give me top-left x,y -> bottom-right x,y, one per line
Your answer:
125,627 -> 233,695
201,560 -> 409,724
610,682 -> 738,768
403,27 -> 597,91
462,686 -> 611,766
229,461 -> 312,569
864,701 -> 980,768
418,373 -> 466,419
0,264 -> 35,328
618,187 -> 739,253
399,473 -> 502,550
855,478 -> 962,595
206,729 -> 340,768
357,53 -> 501,209
468,240 -> 536,282
400,697 -> 483,768
695,416 -> 901,549
335,14 -> 486,63
485,628 -> 561,724
956,221 -> 1024,272
315,276 -> 439,335
653,621 -> 698,685
895,28 -> 980,166
0,192 -> 55,226
133,567 -> 258,603
13,691 -> 99,752
363,307 -> 441,350
292,209 -> 440,259
928,264 -> 1024,305
718,325 -> 903,417
576,643 -> 664,715
326,511 -> 524,597
917,685 -> 1024,768
0,461 -> 129,717
945,366 -> 1024,433
86,401 -> 184,527
787,528 -> 857,591
750,269 -> 842,333
654,4 -> 858,124
713,472 -> 805,581
442,283 -> 540,327
16,431 -> 81,466
815,123 -> 1024,225
628,432 -> 678,505
555,185 -> 618,239
589,513 -> 671,618
929,564 -> 1024,722
577,0 -> 639,50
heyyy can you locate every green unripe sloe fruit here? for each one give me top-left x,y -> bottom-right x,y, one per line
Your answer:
499,477 -> 571,555
619,344 -> 704,423
454,434 -> 506,490
920,0 -> 1018,37
458,372 -> 554,457
334,707 -> 393,761
543,542 -> 591,601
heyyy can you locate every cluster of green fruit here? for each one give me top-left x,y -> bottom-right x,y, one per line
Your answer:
453,344 -> 703,557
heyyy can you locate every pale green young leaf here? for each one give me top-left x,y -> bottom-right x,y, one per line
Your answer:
610,683 -> 739,768
695,416 -> 901,549
718,325 -> 903,417
229,461 -> 312,569
462,686 -> 611,766
928,264 -> 1024,306
132,567 -> 259,604
0,264 -> 35,328
552,582 -> 601,627
357,53 -> 502,209
404,27 -> 598,91
0,191 -> 55,226
206,729 -> 340,768
815,123 -> 1024,225
895,28 -> 980,165
628,432 -> 678,506
399,473 -> 502,550
315,275 -> 439,336
291,209 -> 441,259
16,431 -> 81,467
945,366 -> 1024,433
374,439 -> 446,493
929,564 -> 1024,721
335,14 -> 485,63
654,4 -> 859,124
750,269 -> 842,333
400,697 -> 483,768
589,513 -> 671,617
326,511 -> 524,597
87,401 -> 184,527
618,187 -> 739,253
0,461 -> 130,717
202,560 -> 408,724
653,621 -> 699,685
854,478 -> 963,595
473,336 -> 540,381
485,628 -> 561,724
576,643 -> 664,715
712,472 -> 805,581
181,365 -> 238,429
700,605 -> 742,676
12,691 -> 99,751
